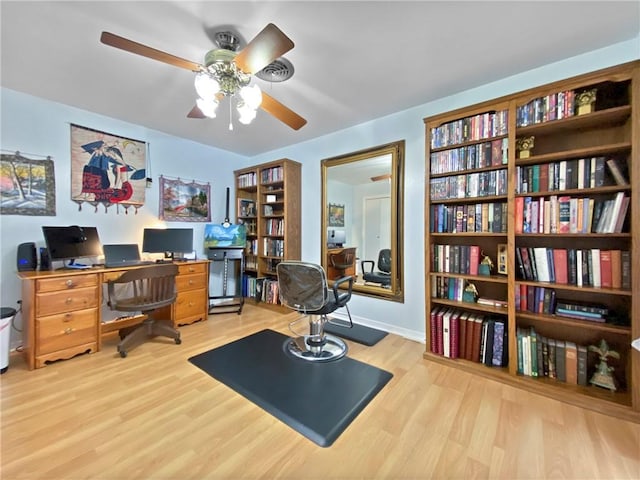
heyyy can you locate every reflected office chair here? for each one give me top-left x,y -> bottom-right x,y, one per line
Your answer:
276,261 -> 354,362
361,248 -> 392,287
106,264 -> 181,358
329,249 -> 355,278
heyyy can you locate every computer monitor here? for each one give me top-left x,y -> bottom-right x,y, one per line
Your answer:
41,226 -> 102,268
142,228 -> 194,259
327,228 -> 346,248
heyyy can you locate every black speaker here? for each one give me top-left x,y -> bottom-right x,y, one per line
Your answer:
17,242 -> 37,271
39,247 -> 51,271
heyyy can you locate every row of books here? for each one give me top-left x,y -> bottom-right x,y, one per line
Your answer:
432,276 -> 467,302
242,275 -> 281,304
429,138 -> 508,174
516,156 -> 627,194
516,89 -> 576,127
237,172 -> 257,188
430,169 -> 508,201
264,219 -> 285,236
264,238 -> 284,258
431,244 -> 482,275
430,202 -> 507,234
430,110 -> 509,149
515,247 -> 631,289
553,300 -> 609,323
516,326 -> 589,385
515,192 -> 629,235
260,166 -> 283,184
516,285 -> 557,315
430,307 -> 508,367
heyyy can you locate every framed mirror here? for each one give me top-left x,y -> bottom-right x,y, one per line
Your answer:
321,140 -> 404,302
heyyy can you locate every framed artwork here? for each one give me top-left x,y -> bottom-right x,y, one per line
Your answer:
204,224 -> 246,248
159,176 -> 211,222
70,124 -> 146,213
328,203 -> 345,227
0,152 -> 56,216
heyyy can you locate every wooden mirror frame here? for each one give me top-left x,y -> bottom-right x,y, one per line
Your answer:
321,140 -> 405,302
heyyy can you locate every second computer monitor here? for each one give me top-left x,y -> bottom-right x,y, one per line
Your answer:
327,228 -> 346,248
142,228 -> 194,259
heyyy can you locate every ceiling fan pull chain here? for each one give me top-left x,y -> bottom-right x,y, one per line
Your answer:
228,99 -> 233,131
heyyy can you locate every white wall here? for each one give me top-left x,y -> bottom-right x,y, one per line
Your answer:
0,89 -> 249,348
1,38 -> 638,349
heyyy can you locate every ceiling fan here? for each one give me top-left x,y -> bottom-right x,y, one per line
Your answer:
100,23 -> 307,130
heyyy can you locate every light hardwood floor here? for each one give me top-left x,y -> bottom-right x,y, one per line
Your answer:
2,305 -> 639,479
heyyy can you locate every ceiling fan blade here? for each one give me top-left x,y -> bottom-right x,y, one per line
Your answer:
260,92 -> 307,130
187,105 -> 205,118
233,23 -> 294,74
100,32 -> 202,72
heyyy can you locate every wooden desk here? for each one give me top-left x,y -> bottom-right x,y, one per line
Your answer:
17,260 -> 209,370
326,247 -> 357,280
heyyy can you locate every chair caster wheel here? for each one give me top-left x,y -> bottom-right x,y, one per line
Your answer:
119,350 -> 127,358
175,338 -> 182,345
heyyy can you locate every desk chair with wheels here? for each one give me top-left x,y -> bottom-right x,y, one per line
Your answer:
276,261 -> 354,362
361,248 -> 392,287
106,264 -> 181,358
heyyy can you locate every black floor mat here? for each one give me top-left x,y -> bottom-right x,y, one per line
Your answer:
188,329 -> 393,447
323,319 -> 389,346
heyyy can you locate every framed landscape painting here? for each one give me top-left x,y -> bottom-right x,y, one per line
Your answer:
0,152 -> 56,216
159,176 -> 211,222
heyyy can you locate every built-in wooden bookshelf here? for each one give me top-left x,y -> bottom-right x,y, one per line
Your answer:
424,60 -> 640,422
235,159 -> 301,309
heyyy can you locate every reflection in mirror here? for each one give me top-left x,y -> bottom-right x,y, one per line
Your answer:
321,140 -> 404,302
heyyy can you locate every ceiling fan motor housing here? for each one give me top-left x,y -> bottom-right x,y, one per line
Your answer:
203,48 -> 250,95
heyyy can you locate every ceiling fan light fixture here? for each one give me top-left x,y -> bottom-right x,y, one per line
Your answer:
239,84 -> 262,110
237,102 -> 258,124
196,97 -> 218,118
194,72 -> 220,100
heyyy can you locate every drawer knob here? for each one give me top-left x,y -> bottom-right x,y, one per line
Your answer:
189,301 -> 194,307
66,279 -> 74,287
64,314 -> 72,322
188,280 -> 194,285
189,267 -> 195,272
64,327 -> 74,335
65,297 -> 73,304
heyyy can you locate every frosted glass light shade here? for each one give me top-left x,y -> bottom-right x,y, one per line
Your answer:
237,102 -> 257,124
196,97 -> 219,118
194,72 -> 220,100
239,84 -> 262,110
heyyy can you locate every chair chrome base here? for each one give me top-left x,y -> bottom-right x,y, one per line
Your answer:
284,334 -> 348,362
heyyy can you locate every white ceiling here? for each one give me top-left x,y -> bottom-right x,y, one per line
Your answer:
2,1 -> 639,157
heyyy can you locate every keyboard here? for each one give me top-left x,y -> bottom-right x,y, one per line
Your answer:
104,260 -> 154,269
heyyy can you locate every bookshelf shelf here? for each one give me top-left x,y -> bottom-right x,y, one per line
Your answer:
516,311 -> 631,334
235,159 -> 301,309
424,60 -> 640,423
515,142 -> 632,166
432,298 -> 508,316
430,272 -> 508,284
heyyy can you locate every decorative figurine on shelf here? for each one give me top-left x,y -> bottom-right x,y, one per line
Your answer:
463,282 -> 478,303
575,88 -> 597,115
516,136 -> 535,159
479,254 -> 493,276
588,339 -> 620,392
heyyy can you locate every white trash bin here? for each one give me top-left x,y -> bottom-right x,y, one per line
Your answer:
0,307 -> 16,374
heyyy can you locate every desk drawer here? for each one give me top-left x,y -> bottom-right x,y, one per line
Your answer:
36,308 -> 97,355
178,263 -> 207,276
36,286 -> 99,317
176,273 -> 207,292
37,274 -> 98,293
175,289 -> 206,321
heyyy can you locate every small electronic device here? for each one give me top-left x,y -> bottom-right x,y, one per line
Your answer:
17,242 -> 37,271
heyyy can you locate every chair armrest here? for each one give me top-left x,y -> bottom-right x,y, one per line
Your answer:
361,260 -> 374,273
332,275 -> 354,307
